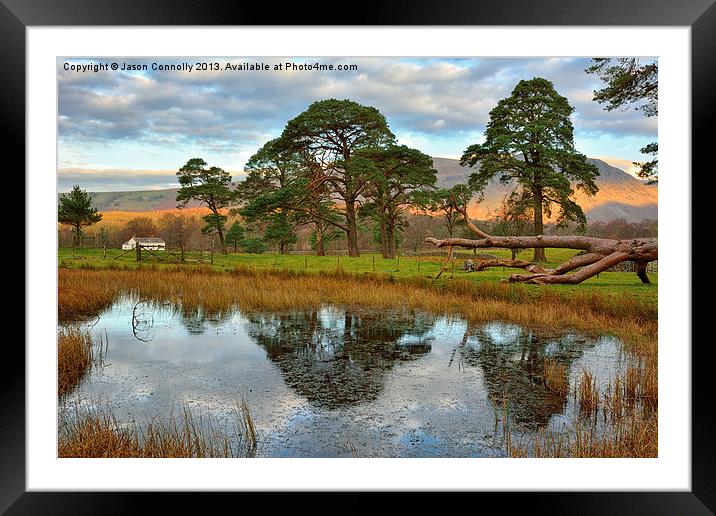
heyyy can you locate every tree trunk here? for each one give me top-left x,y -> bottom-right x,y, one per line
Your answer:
532,188 -> 546,262
425,235 -> 657,285
315,228 -> 326,256
345,201 -> 360,258
216,226 -> 227,254
386,221 -> 397,260
425,190 -> 656,285
379,217 -> 389,258
636,261 -> 651,284
471,259 -> 548,273
73,224 -> 82,247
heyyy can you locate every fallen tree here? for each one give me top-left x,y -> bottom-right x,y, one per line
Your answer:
425,196 -> 657,284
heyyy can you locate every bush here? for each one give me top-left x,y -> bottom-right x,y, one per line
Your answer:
241,237 -> 267,254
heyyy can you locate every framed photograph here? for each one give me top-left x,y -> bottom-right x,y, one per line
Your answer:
10,0 -> 711,510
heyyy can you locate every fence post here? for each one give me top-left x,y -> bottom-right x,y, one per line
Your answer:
136,243 -> 142,262
372,255 -> 375,272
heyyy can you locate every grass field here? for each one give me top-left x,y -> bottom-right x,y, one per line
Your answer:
58,247 -> 657,304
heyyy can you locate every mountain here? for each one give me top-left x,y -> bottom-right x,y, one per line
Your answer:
82,189 -> 200,212
432,157 -> 657,222
78,157 -> 657,223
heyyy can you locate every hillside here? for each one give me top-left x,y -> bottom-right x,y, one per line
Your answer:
432,157 -> 657,222
78,157 -> 657,223
84,189 -> 198,211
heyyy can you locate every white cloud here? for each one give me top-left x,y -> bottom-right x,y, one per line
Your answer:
58,56 -> 658,191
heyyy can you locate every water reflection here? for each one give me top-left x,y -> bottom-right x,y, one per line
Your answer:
121,301 -> 595,427
66,298 -> 623,457
452,322 -> 594,429
245,307 -> 434,408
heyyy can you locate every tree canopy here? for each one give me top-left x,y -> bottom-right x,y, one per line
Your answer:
58,185 -> 103,246
277,99 -> 395,257
225,220 -> 246,252
428,187 -> 467,238
356,145 -> 437,258
236,139 -> 310,254
586,58 -> 658,183
176,158 -> 235,253
460,77 -> 599,261
586,58 -> 657,117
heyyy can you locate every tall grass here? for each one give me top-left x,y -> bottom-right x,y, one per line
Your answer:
58,327 -> 96,396
58,284 -> 115,322
516,415 -> 657,458
511,356 -> 658,458
544,359 -> 569,399
577,369 -> 599,417
59,401 -> 257,458
58,267 -> 657,346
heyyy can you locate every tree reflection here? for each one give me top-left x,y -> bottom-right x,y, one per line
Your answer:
164,301 -> 595,429
176,306 -> 237,335
452,322 -> 593,429
245,307 -> 434,408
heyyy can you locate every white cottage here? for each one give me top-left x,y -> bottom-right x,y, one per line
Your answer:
121,236 -> 166,250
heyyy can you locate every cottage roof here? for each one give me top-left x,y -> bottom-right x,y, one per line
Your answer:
126,236 -> 165,243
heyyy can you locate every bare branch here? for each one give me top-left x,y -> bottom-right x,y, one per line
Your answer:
508,251 -> 630,284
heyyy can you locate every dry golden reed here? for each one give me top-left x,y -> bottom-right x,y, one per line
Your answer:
58,267 -> 656,346
577,369 -> 599,417
58,327 -> 93,396
58,284 -> 115,322
544,359 -> 570,398
59,402 -> 256,458
512,415 -> 657,458
511,357 -> 658,458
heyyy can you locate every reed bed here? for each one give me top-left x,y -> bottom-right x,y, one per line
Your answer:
510,356 -> 658,458
577,369 -> 599,417
58,327 -> 94,396
58,267 -> 657,348
514,415 -> 658,458
58,284 -> 115,322
543,359 -> 569,399
59,402 -> 257,458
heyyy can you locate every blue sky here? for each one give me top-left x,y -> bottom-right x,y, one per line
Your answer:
57,57 -> 657,192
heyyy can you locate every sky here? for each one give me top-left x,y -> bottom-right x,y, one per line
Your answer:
57,57 -> 657,192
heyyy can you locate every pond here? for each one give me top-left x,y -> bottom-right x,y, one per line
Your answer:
60,296 -> 627,457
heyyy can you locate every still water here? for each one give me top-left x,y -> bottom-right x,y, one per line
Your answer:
61,296 -> 626,457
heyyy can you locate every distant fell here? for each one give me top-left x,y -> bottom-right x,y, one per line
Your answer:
432,157 -> 657,222
76,157 -> 656,223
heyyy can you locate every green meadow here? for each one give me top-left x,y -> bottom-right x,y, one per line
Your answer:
58,247 -> 657,305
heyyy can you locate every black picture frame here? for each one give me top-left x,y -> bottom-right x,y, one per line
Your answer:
8,0 -> 710,511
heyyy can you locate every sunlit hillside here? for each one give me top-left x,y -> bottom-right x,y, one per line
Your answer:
75,157 -> 657,224
94,207 -> 213,229
431,157 -> 658,222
